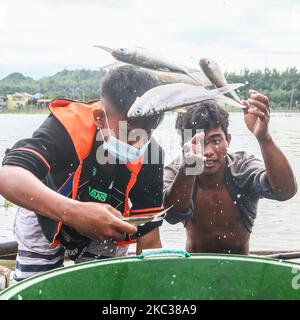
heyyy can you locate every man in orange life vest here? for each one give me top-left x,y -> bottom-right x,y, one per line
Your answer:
0,66 -> 165,281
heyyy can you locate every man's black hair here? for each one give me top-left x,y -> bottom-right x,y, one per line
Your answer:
175,100 -> 229,144
101,65 -> 163,131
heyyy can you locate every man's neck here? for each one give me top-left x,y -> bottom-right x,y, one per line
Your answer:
197,167 -> 225,189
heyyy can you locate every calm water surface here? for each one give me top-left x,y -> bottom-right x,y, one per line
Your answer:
0,112 -> 299,251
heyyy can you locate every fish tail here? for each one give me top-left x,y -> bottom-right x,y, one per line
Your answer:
216,95 -> 246,109
213,83 -> 244,95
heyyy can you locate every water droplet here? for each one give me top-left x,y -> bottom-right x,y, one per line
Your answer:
171,281 -> 175,285
228,250 -> 231,253
223,235 -> 227,238
39,289 -> 42,295
237,194 -> 241,198
30,197 -> 34,201
172,274 -> 176,278
233,201 -> 237,205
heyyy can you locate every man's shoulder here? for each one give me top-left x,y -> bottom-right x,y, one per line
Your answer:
226,151 -> 265,187
227,151 -> 263,169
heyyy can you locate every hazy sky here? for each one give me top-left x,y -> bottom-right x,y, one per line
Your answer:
1,0 -> 300,79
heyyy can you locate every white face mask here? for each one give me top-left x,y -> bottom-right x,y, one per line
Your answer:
100,111 -> 151,163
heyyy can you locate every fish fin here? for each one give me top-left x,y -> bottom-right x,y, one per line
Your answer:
214,83 -> 244,95
228,90 -> 241,102
94,45 -> 113,53
216,95 -> 246,109
186,73 -> 205,85
99,61 -> 127,71
173,107 -> 187,113
157,67 -> 172,72
183,67 -> 210,86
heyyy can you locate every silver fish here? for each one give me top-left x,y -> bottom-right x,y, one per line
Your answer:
95,45 -> 205,85
199,57 -> 241,102
99,61 -> 211,86
127,83 -> 245,118
142,68 -> 211,86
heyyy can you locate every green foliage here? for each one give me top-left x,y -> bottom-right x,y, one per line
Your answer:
0,199 -> 14,210
0,69 -> 106,102
225,67 -> 300,110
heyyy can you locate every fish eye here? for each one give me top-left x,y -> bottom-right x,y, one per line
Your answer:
135,108 -> 142,115
119,48 -> 127,54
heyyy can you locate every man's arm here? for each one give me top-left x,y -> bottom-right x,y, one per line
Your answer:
242,90 -> 297,200
164,133 -> 206,213
0,166 -> 136,241
0,115 -> 136,240
136,228 -> 162,255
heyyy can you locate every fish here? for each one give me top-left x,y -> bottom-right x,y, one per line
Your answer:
122,206 -> 173,227
142,68 -> 211,86
127,82 -> 245,118
99,61 -> 211,86
94,45 -> 206,85
199,57 -> 241,102
0,266 -> 10,290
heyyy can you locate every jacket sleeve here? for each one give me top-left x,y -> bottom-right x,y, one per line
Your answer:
163,157 -> 193,225
2,114 -> 74,180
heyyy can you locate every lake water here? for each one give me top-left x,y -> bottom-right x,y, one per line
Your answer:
0,112 -> 299,252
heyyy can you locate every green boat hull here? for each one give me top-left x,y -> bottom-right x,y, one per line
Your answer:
1,253 -> 300,300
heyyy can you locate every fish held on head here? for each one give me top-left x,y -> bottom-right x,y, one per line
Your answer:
199,57 -> 241,102
127,82 -> 245,118
94,44 -> 207,85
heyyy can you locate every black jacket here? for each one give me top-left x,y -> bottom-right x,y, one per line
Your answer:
3,111 -> 165,249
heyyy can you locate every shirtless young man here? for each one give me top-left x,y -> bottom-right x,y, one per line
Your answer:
163,91 -> 297,254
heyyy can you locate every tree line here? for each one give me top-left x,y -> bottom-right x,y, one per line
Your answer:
0,67 -> 299,110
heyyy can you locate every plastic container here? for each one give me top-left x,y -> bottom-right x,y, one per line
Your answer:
1,249 -> 300,300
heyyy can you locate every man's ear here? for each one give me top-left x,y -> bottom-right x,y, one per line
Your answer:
93,108 -> 106,129
226,133 -> 232,146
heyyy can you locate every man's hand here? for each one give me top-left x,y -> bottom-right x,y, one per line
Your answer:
67,202 -> 137,241
182,132 -> 206,175
242,90 -> 271,142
